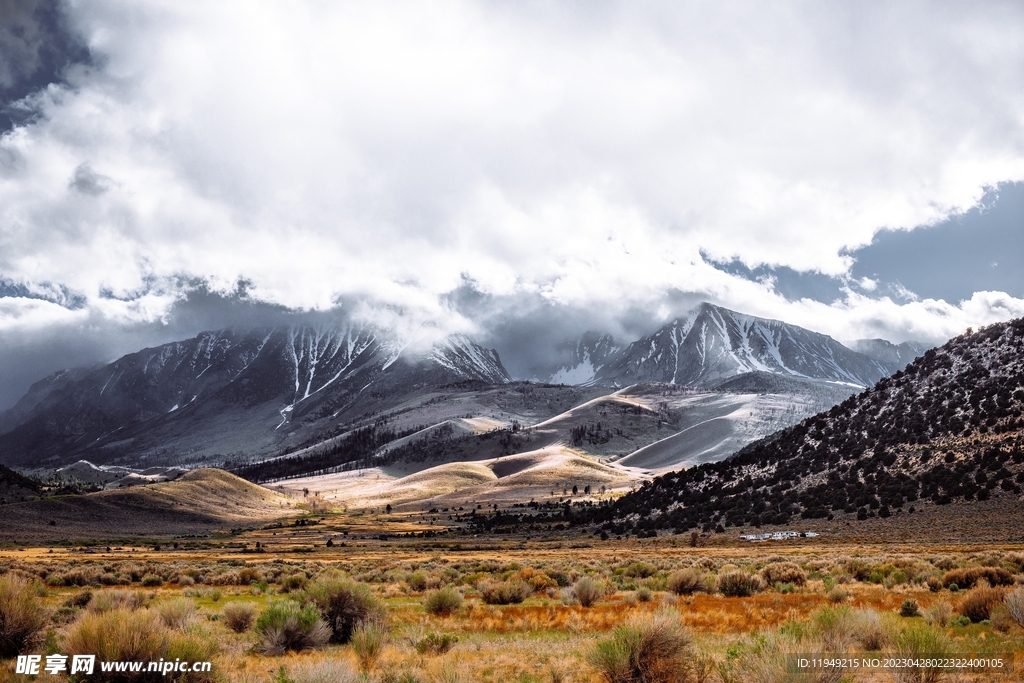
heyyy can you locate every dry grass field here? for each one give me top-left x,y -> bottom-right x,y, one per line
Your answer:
3,499 -> 1024,683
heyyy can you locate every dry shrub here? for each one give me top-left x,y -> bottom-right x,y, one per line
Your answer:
157,596 -> 198,630
303,577 -> 385,644
899,599 -> 920,618
942,566 -> 1014,589
826,586 -> 849,603
717,571 -> 764,597
760,562 -> 807,587
574,577 -> 604,608
424,586 -> 463,616
891,624 -> 951,683
666,568 -> 704,596
588,609 -> 692,683
990,605 -> 1013,633
851,609 -> 888,651
350,620 -> 388,672
1006,587 -> 1024,626
923,601 -> 953,627
480,579 -> 531,605
0,573 -> 46,657
288,658 -> 361,683
222,601 -> 257,632
65,608 -> 217,682
255,601 -> 330,655
958,585 -> 1007,622
734,630 -> 846,683
89,589 -> 146,613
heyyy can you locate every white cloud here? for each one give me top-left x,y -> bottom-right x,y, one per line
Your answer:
1,0 -> 1024,352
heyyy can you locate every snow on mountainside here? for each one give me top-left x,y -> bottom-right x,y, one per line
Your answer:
849,339 -> 929,370
0,324 -> 511,469
548,332 -> 621,385
592,303 -> 905,388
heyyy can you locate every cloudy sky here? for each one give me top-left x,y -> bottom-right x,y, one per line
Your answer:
1,0 -> 1024,408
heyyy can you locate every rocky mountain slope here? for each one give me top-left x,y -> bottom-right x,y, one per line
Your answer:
592,318 -> 1024,536
0,324 -> 511,469
549,303 -> 921,389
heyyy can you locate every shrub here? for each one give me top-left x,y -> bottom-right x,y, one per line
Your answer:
636,586 -> 654,602
351,620 -> 388,672
89,590 -> 146,613
717,571 -> 764,597
760,562 -> 807,587
303,578 -> 385,644
588,610 -> 692,683
623,562 -> 657,578
480,579 -> 531,605
925,576 -> 942,592
899,599 -> 920,617
942,566 -> 1014,589
63,590 -> 94,609
65,608 -> 217,682
923,601 -> 952,627
0,573 -> 46,657
891,624 -> 951,683
407,571 -> 429,592
140,574 -> 163,587
958,586 -> 1006,622
826,586 -> 849,603
574,577 -> 604,608
255,601 -> 331,655
423,587 -> 463,616
222,601 -> 257,633
990,605 -> 1013,633
1006,588 -> 1024,626
414,631 -> 458,655
157,597 -> 198,630
666,568 -> 704,596
851,609 -> 887,651
287,659 -> 361,683
281,574 -> 308,592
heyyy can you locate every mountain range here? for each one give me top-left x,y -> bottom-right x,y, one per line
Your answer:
0,303 -> 927,473
546,303 -> 918,388
590,317 -> 1024,536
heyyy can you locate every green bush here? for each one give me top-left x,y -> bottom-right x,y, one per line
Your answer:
141,574 -> 164,587
480,579 -> 531,605
414,631 -> 458,656
0,573 -> 46,658
899,599 -> 920,618
423,586 -> 463,616
255,601 -> 330,655
588,610 -> 692,683
892,624 -> 951,682
303,578 -> 385,644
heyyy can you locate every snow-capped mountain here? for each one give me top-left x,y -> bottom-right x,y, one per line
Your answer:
593,303 -> 909,388
547,332 -> 622,385
0,324 -> 511,469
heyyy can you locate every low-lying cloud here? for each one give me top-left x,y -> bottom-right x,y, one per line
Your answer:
2,1 -> 1024,407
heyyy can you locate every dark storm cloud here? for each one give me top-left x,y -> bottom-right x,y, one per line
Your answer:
0,0 -> 91,132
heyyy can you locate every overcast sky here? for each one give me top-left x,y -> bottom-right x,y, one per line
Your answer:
1,0 -> 1024,408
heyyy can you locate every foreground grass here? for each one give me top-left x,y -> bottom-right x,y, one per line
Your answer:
2,543 -> 1024,682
